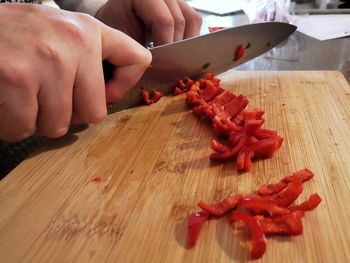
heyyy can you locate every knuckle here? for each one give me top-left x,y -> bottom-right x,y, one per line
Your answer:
0,61 -> 30,88
10,131 -> 33,142
174,16 -> 186,29
44,127 -> 69,138
158,16 -> 175,30
11,121 -> 35,142
193,13 -> 203,27
59,16 -> 90,48
89,110 -> 107,123
74,109 -> 107,124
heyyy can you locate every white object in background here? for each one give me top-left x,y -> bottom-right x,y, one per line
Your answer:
292,15 -> 350,41
186,0 -> 244,15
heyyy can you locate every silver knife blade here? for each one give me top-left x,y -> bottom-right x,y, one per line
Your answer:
106,22 -> 296,113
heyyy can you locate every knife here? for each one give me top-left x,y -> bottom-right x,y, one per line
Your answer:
104,22 -> 296,113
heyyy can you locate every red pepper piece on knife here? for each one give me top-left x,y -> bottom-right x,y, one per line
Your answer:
228,210 -> 267,259
289,193 -> 322,212
187,212 -> 209,248
255,210 -> 305,236
234,44 -> 245,61
208,26 -> 227,32
197,195 -> 242,216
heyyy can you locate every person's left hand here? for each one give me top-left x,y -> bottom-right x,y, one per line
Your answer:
95,0 -> 202,46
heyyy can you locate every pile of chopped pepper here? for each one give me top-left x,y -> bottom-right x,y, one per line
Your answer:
175,72 -> 283,172
187,169 -> 322,259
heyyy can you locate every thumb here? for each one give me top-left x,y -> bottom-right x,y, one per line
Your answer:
100,24 -> 152,103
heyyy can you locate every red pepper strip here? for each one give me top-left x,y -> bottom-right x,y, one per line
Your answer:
254,128 -> 277,140
244,108 -> 265,121
282,168 -> 314,183
211,139 -> 229,153
152,91 -> 164,103
142,90 -> 164,105
142,91 -> 153,105
236,148 -> 246,171
187,212 -> 209,248
199,80 -> 224,102
244,119 -> 265,135
210,134 -> 250,161
253,136 -> 283,159
228,210 -> 267,259
232,111 -> 245,126
197,195 -> 242,216
174,87 -> 183,95
234,44 -> 245,61
175,78 -> 196,95
212,116 -> 241,136
257,182 -> 288,195
272,180 -> 303,207
224,94 -> 249,117
255,211 -> 305,236
289,193 -> 322,212
238,197 -> 289,216
186,90 -> 203,107
205,72 -> 214,79
236,146 -> 254,172
243,147 -> 255,172
208,26 -> 227,32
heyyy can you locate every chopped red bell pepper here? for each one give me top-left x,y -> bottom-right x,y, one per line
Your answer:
197,195 -> 242,216
252,136 -> 284,159
187,211 -> 209,248
272,180 -> 303,207
183,72 -> 283,172
257,169 -> 314,196
198,80 -> 225,101
228,210 -> 267,259
185,169 -> 322,259
257,182 -> 288,195
174,78 -> 195,95
255,210 -> 305,236
238,196 -> 289,216
289,194 -> 322,212
282,168 -> 314,183
142,90 -> 164,105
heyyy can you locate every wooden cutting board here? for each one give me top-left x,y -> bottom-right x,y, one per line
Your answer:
1,71 -> 350,262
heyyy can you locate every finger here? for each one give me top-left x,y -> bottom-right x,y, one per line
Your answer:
0,84 -> 37,142
134,0 -> 174,45
35,63 -> 74,137
178,0 -> 202,39
100,24 -> 152,103
164,0 -> 186,42
71,38 -> 107,124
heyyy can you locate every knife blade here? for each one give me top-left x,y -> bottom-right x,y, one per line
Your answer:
105,22 -> 296,113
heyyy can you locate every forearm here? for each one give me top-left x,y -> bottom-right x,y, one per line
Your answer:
54,0 -> 107,15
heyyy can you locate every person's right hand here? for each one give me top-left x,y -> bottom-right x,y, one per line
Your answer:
0,4 -> 151,142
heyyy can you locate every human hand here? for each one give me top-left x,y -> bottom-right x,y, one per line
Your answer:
0,4 -> 151,142
95,0 -> 202,46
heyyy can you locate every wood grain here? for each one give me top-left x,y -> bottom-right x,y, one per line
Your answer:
1,71 -> 350,262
